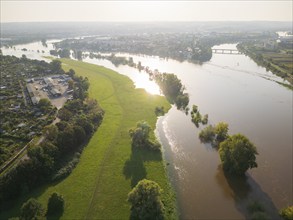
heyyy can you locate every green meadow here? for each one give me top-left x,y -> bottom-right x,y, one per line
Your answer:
1,59 -> 176,219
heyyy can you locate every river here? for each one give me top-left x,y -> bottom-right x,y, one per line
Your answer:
1,41 -> 292,219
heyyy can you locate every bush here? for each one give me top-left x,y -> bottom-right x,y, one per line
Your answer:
251,211 -> 270,220
199,125 -> 215,143
47,192 -> 64,216
247,201 -> 265,213
52,153 -> 80,181
20,198 -> 43,220
128,179 -> 164,220
155,106 -> 165,116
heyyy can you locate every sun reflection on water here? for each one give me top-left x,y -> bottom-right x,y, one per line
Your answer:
133,73 -> 161,95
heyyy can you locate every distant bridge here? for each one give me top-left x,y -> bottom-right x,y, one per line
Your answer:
212,49 -> 242,55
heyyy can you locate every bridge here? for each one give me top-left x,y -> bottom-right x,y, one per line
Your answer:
212,49 -> 242,55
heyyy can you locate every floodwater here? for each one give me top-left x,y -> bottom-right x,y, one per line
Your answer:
2,42 -> 292,219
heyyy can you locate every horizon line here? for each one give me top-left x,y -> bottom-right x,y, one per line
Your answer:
1,20 -> 292,24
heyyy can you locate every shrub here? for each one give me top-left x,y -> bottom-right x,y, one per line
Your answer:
20,198 -> 43,220
52,153 -> 80,181
251,211 -> 270,220
155,106 -> 165,116
247,201 -> 265,213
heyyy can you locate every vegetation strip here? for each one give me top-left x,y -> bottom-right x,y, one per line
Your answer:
1,58 -> 176,219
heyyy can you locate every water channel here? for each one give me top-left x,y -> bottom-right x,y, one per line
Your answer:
1,41 -> 292,219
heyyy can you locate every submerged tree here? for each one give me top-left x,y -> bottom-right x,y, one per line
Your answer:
215,122 -> 229,143
219,134 -> 258,175
279,206 -> 293,220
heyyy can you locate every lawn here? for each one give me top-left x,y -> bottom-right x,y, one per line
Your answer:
1,59 -> 176,219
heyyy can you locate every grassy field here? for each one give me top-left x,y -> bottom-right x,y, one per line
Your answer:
1,59 -> 176,219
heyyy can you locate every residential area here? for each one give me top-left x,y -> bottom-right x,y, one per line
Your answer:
0,55 -> 72,167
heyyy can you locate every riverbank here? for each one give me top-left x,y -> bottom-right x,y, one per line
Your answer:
237,43 -> 293,87
1,59 -> 176,219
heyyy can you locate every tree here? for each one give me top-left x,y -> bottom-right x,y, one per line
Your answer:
75,116 -> 93,135
43,124 -> 58,141
68,69 -> 75,78
68,79 -> 74,90
219,134 -> 258,175
58,108 -> 73,121
56,127 -> 75,153
47,192 -> 64,216
50,60 -> 63,74
199,125 -> 215,143
41,142 -> 60,161
58,49 -> 70,58
279,206 -> 293,220
128,179 -> 164,220
73,125 -> 86,145
20,198 -> 43,220
215,122 -> 229,143
38,98 -> 52,113
129,121 -> 151,148
28,145 -> 55,176
49,50 -> 58,56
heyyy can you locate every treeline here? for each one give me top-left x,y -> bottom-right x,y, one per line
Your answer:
50,49 -> 83,60
89,55 -> 190,110
153,73 -> 189,110
0,68 -> 104,211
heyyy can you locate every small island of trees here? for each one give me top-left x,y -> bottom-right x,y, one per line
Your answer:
199,122 -> 258,176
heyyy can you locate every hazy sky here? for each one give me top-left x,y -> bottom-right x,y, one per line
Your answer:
1,1 -> 292,23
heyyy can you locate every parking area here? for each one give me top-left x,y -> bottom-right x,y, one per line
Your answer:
26,75 -> 73,109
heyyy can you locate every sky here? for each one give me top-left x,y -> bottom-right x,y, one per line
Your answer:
1,1 -> 292,23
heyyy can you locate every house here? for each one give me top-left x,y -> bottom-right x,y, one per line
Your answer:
43,77 -> 54,88
50,88 -> 61,97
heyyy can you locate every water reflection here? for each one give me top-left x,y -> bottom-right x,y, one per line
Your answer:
82,57 -> 161,95
215,166 -> 281,220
